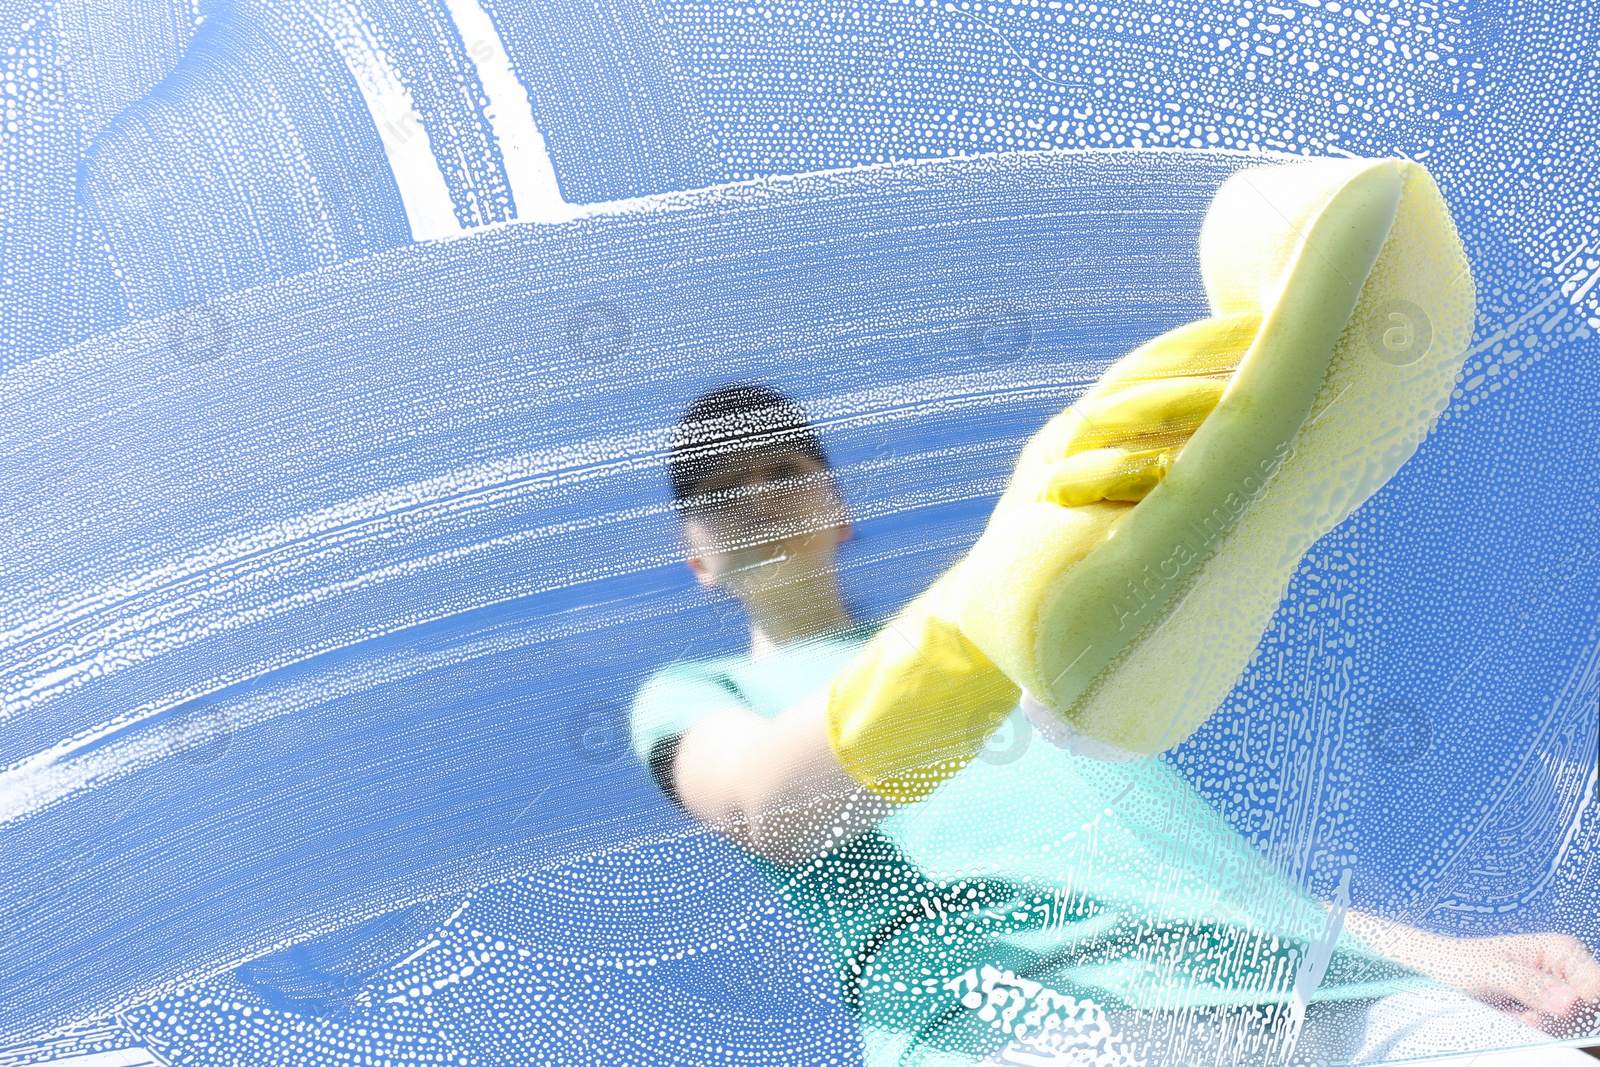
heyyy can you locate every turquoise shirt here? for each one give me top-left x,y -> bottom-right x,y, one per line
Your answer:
630,629 -> 1427,1066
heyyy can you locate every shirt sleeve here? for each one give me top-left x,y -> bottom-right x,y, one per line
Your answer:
628,662 -> 751,764
646,734 -> 686,809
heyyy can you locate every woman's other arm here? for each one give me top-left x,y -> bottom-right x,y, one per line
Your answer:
1345,909 -> 1600,1034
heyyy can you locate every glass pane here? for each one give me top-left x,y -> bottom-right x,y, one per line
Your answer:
2,0 -> 1596,1064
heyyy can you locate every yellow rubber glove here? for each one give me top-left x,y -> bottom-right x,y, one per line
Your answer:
825,321 -> 1260,796
825,565 -> 1022,803
955,156 -> 1476,757
823,318 -> 1250,799
824,318 -> 1259,798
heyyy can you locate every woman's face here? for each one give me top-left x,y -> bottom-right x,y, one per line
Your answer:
680,446 -> 851,601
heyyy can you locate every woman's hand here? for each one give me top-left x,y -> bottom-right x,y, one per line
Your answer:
1430,930 -> 1600,1033
1347,911 -> 1600,1035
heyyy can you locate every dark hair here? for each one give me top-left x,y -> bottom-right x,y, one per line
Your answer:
668,383 -> 831,504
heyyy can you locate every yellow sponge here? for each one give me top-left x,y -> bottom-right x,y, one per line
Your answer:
955,157 -> 1476,756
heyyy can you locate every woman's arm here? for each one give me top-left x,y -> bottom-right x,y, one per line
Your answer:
669,688 -> 893,866
1345,909 -> 1600,1033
